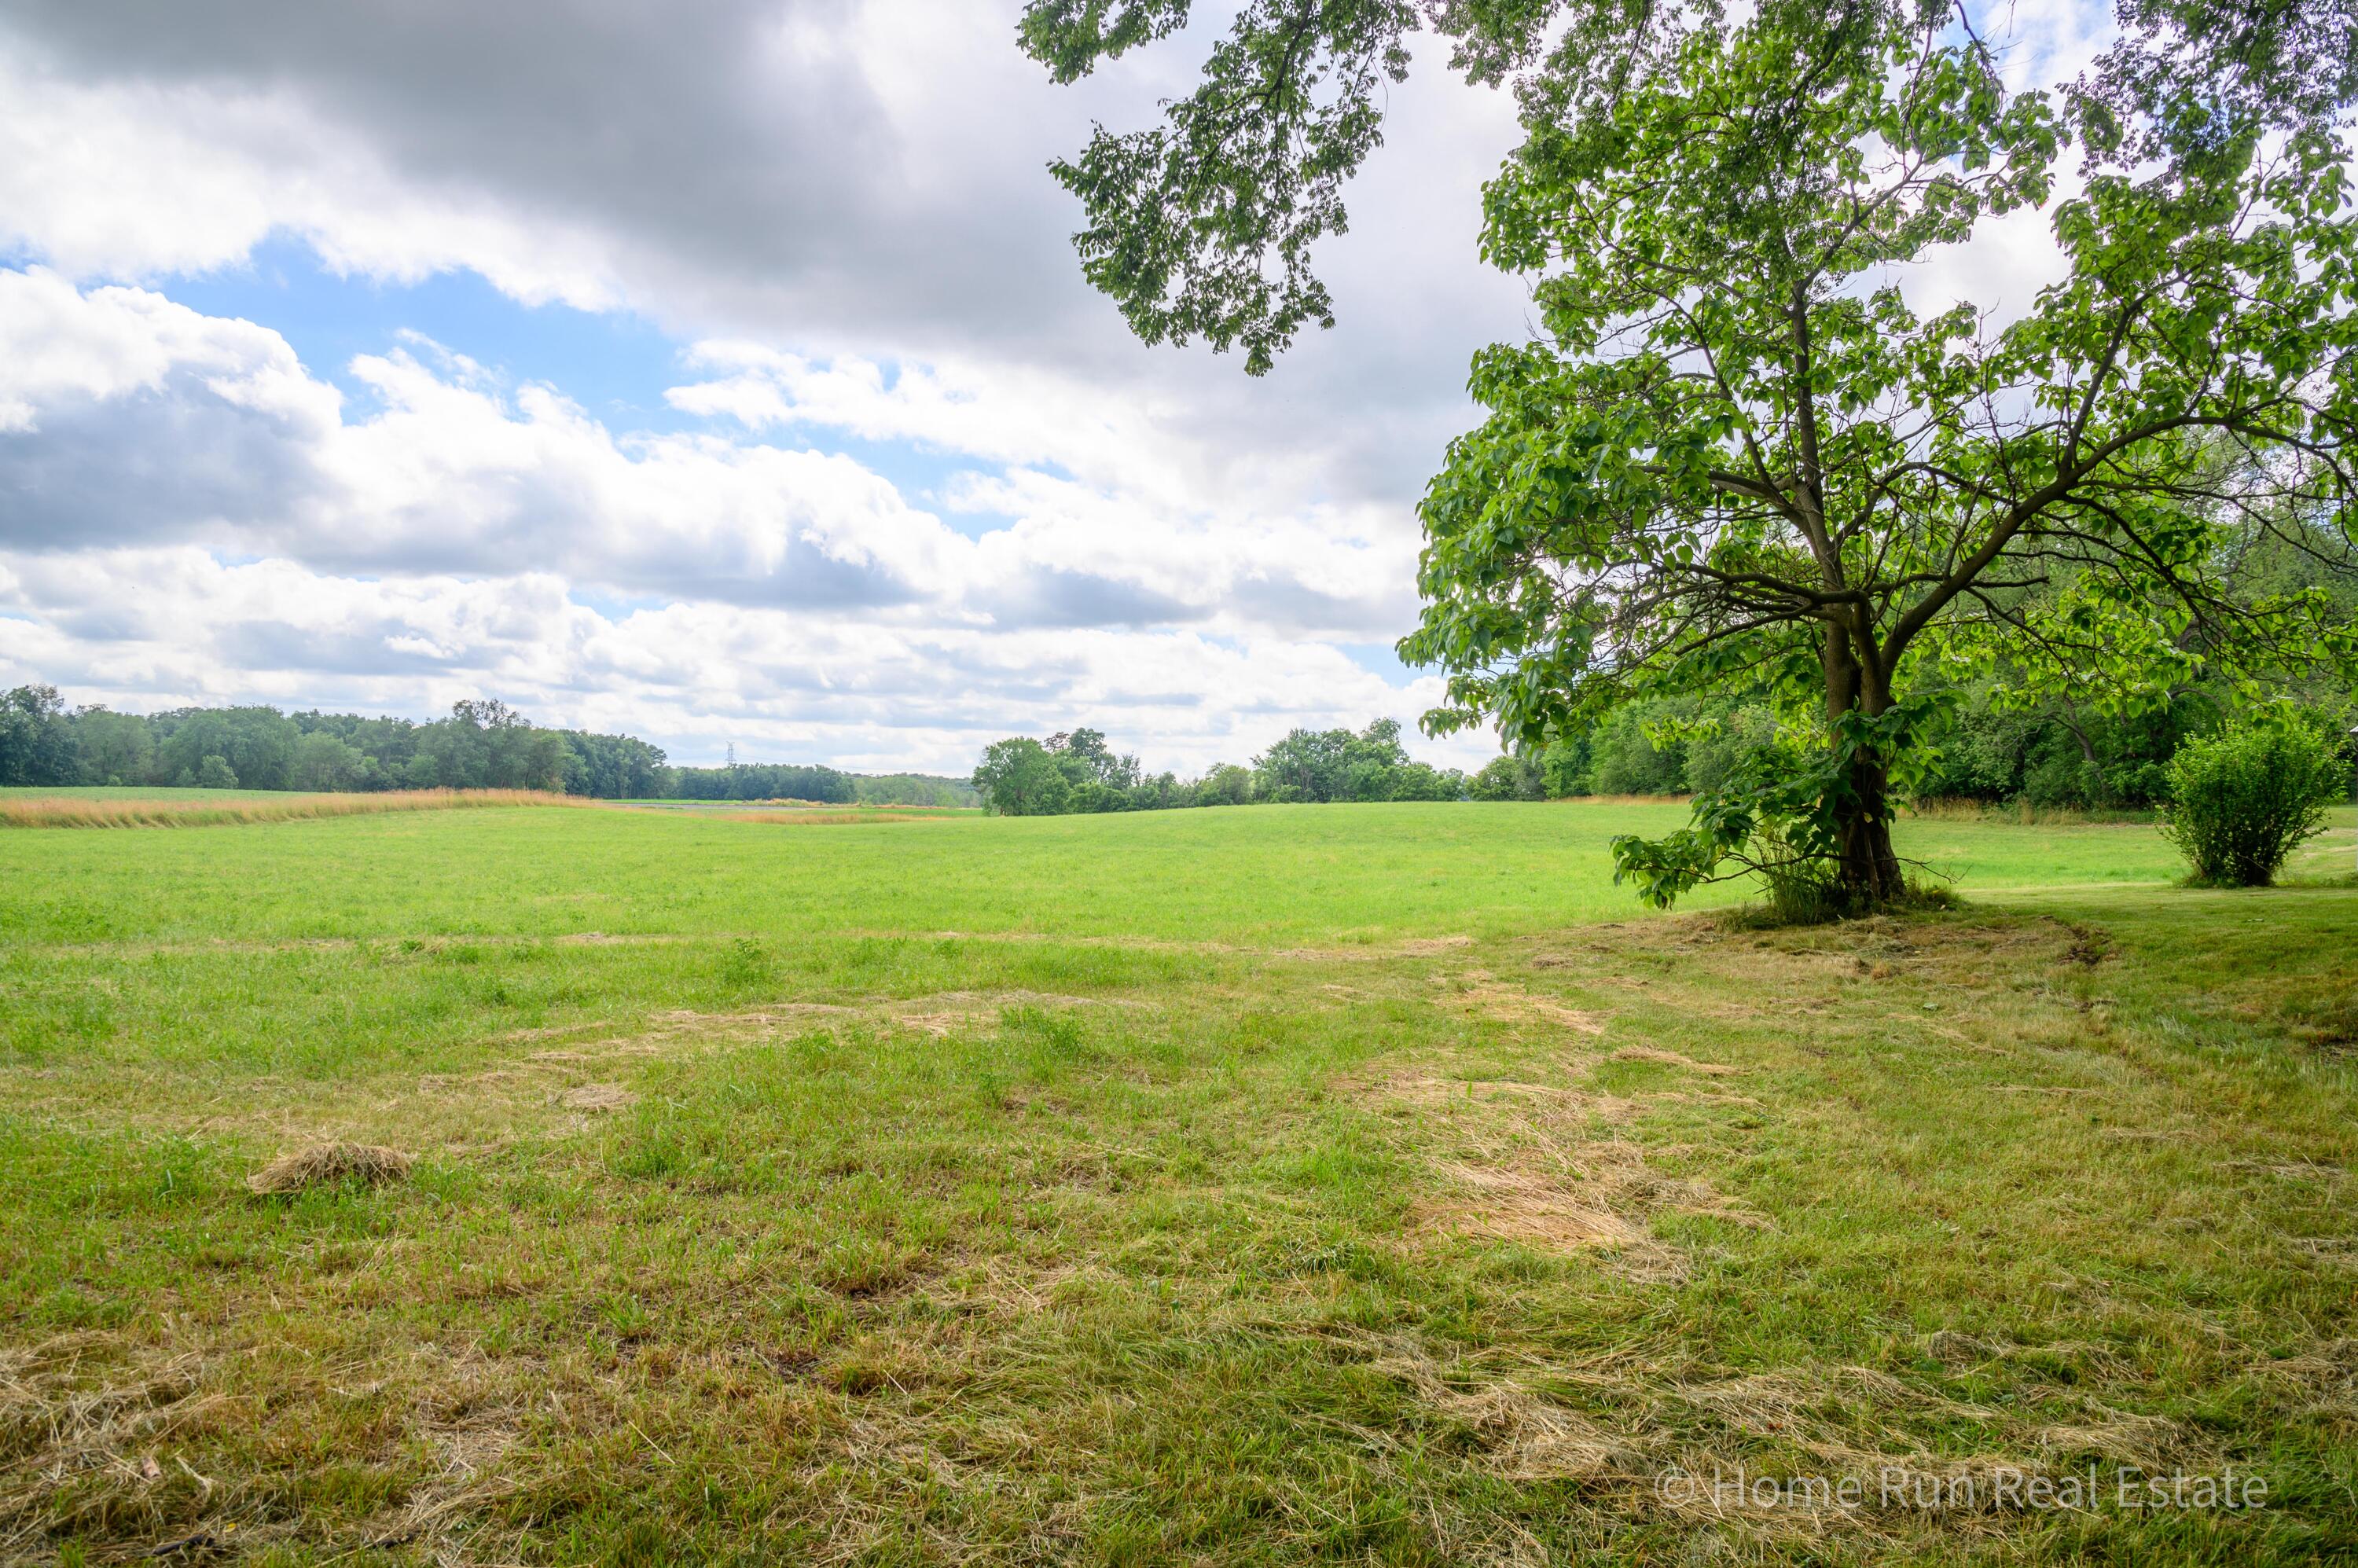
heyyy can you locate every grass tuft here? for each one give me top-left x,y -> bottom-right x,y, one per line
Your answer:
243,1143 -> 413,1195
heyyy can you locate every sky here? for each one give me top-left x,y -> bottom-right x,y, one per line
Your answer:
0,1 -> 2109,776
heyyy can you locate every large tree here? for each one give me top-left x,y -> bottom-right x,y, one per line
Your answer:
1023,0 -> 2358,909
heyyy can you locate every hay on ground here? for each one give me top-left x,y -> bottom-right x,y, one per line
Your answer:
245,1144 -> 413,1195
1609,1045 -> 1742,1076
1440,971 -> 1611,1036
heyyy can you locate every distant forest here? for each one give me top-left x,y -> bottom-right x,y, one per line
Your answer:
975,680 -> 2350,816
0,686 -> 979,806
973,721 -> 1478,815
9,676 -> 2333,819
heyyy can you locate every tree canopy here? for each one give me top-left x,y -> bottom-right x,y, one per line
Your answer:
969,718 -> 1475,812
1024,0 -> 2358,909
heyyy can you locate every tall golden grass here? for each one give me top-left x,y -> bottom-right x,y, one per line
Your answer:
0,788 -> 590,829
1904,795 -> 2155,825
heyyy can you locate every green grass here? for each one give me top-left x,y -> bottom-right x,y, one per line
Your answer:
3,802 -> 2355,1564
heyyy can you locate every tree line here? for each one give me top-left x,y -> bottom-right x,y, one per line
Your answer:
971,721 -> 1475,815
0,688 -> 979,806
979,681 -> 2356,818
12,680 -> 2333,816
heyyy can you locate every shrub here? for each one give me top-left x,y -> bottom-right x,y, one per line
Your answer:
1749,821 -> 1843,924
1470,755 -> 1545,801
1682,706 -> 1780,796
1193,764 -> 1253,806
2158,725 -> 2347,887
1589,705 -> 1686,795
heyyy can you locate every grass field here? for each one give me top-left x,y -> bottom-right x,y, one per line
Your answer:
4,802 -> 2356,1563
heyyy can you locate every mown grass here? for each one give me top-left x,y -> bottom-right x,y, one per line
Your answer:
2,802 -> 2354,1564
614,801 -> 981,818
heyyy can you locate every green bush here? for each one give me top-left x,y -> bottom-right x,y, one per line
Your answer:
2158,725 -> 2347,887
1588,705 -> 1686,795
1682,705 -> 1779,796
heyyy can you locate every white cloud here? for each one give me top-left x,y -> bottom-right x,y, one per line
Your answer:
0,54 -> 629,310
0,547 -> 1486,774
0,269 -> 1468,766
2,270 -> 1426,639
0,266 -> 335,437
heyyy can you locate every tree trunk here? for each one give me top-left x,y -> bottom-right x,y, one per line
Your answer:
1833,751 -> 1907,911
1822,625 -> 1907,912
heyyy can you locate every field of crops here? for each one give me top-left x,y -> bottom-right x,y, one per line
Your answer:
4,800 -> 2355,1562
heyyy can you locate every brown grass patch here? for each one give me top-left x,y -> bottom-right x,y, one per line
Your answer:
1609,1045 -> 1741,1076
1904,797 -> 2154,826
1440,971 -> 1610,1037
1348,1331 -> 1633,1481
0,1331 -> 553,1565
244,1144 -> 413,1195
1316,1326 -> 2217,1551
1366,1070 -> 1761,1282
0,788 -> 590,830
1431,1159 -> 1652,1250
558,1083 -> 634,1112
885,990 -> 1137,1037
0,1335 -> 226,1551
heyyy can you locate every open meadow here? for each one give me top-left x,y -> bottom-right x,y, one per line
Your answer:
4,800 -> 2356,1564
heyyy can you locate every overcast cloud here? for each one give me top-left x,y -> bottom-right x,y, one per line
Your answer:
0,0 -> 2109,773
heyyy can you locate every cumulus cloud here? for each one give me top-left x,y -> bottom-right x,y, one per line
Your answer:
1,268 -> 1427,668
1,269 -> 957,604
0,546 -> 1486,775
0,2 -> 1542,503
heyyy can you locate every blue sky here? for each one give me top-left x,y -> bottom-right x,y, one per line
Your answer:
163,238 -> 1041,545
170,238 -> 699,433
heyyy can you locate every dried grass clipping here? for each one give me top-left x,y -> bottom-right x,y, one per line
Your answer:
245,1143 -> 413,1195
